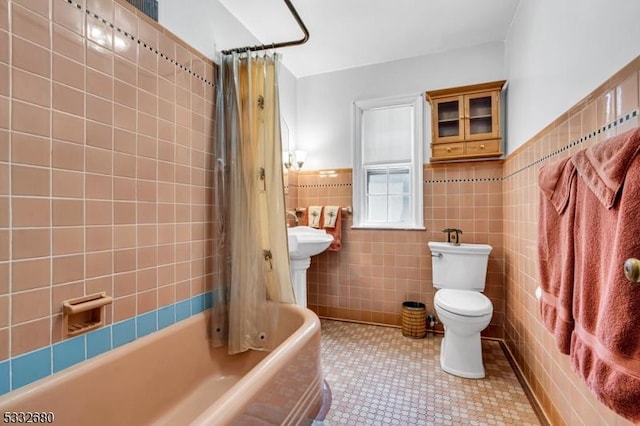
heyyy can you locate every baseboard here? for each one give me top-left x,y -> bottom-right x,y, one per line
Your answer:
499,341 -> 551,426
317,316 -> 402,329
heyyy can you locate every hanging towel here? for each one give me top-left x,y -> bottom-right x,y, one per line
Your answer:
569,127 -> 640,423
537,156 -> 577,355
321,206 -> 342,251
322,206 -> 340,228
307,206 -> 323,228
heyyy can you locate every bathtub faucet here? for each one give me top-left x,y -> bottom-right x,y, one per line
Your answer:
286,210 -> 299,226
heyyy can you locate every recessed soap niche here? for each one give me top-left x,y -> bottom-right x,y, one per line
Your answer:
62,292 -> 113,337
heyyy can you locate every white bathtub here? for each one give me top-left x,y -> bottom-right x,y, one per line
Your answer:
0,303 -> 324,425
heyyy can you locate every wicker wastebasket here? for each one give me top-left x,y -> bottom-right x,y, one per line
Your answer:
401,301 -> 427,338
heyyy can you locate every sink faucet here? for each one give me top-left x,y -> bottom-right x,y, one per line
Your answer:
286,210 -> 299,226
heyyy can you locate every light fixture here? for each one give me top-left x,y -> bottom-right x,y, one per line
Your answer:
283,150 -> 307,170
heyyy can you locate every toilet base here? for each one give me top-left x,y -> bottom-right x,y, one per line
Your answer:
439,327 -> 485,379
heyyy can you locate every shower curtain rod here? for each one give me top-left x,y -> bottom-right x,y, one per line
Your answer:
221,0 -> 309,55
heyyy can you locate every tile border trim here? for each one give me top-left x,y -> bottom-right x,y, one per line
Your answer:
64,0 -> 215,87
289,178 -> 503,187
292,183 -> 352,189
503,110 -> 638,180
0,290 -> 216,397
288,111 -> 638,187
425,177 -> 502,184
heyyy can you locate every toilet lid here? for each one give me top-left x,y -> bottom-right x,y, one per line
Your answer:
435,289 -> 493,317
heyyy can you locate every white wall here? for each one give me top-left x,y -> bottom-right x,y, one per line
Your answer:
278,65 -> 298,152
505,0 -> 640,153
157,0 -> 298,153
158,0 -> 256,60
296,42 -> 506,170
157,1 -> 640,163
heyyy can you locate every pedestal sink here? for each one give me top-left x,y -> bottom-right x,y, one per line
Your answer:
287,226 -> 333,307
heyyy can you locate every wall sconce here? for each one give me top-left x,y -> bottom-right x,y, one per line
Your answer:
283,150 -> 307,170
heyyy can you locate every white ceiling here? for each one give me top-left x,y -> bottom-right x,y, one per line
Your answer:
218,0 -> 521,77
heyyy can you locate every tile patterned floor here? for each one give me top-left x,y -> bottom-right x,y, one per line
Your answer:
320,320 -> 541,426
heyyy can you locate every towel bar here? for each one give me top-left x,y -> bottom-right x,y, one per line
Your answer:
294,206 -> 352,214
623,258 -> 640,283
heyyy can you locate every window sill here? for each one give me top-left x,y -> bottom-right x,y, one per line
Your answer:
350,225 -> 426,231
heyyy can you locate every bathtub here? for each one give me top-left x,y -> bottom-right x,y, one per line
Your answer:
0,303 -> 324,425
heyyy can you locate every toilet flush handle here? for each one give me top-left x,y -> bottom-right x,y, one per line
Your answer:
431,253 -> 443,258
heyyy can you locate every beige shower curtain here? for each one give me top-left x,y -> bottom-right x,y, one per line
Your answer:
213,52 -> 295,355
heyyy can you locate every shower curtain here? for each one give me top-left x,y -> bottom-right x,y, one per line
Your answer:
213,52 -> 295,355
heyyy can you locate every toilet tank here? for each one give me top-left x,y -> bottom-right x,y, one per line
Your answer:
428,242 -> 492,291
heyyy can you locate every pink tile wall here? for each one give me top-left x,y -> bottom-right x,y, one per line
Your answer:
0,0 -> 215,360
290,161 -> 505,338
503,58 -> 639,425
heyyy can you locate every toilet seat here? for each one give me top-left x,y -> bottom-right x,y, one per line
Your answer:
435,289 -> 492,317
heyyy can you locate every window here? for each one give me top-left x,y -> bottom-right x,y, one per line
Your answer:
353,95 -> 424,229
126,0 -> 158,21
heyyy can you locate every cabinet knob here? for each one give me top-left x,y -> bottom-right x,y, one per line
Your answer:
480,144 -> 485,149
446,147 -> 452,152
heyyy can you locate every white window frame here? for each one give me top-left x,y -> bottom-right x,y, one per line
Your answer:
352,95 -> 424,230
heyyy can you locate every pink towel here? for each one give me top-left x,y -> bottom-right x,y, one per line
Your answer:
323,208 -> 342,251
537,157 -> 577,354
569,127 -> 640,422
302,206 -> 342,251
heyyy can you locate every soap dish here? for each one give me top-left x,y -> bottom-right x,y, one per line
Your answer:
62,292 -> 113,336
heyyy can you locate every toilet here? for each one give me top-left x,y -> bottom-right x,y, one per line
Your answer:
428,241 -> 493,379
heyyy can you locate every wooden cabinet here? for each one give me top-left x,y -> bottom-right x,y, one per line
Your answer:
425,80 -> 505,162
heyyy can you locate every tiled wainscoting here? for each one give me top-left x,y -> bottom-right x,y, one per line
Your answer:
286,161 -> 505,338
0,0 -> 217,394
503,59 -> 639,425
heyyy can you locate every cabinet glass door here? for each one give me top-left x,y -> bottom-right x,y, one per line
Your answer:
434,96 -> 463,142
465,92 -> 499,140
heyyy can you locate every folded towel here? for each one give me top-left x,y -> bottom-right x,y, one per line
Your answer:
307,206 -> 323,228
573,126 -> 640,208
569,127 -> 640,422
537,156 -> 577,355
322,206 -> 340,228
323,208 -> 342,251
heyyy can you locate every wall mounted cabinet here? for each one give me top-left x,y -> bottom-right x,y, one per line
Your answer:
425,80 -> 506,162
